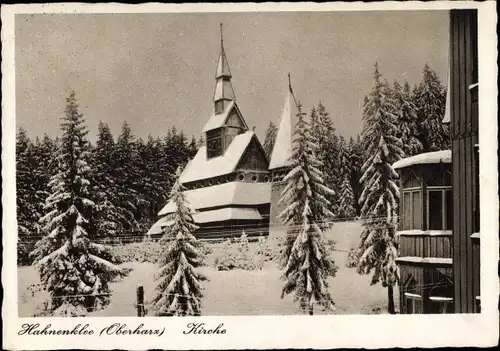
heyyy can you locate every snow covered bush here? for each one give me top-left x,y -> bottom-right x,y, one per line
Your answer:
214,234 -> 263,271
111,241 -> 162,263
150,173 -> 207,316
278,102 -> 338,315
345,247 -> 362,268
30,91 -> 130,317
256,236 -> 273,262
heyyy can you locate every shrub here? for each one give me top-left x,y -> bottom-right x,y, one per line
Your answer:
111,241 -> 162,264
214,234 -> 263,271
345,247 -> 361,268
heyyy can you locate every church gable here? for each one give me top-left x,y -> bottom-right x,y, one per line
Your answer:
236,135 -> 269,172
225,106 -> 246,129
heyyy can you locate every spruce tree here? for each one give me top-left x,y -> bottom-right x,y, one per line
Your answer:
414,64 -> 450,152
263,121 -> 278,160
90,121 -> 125,238
348,135 -> 363,216
394,81 -> 423,157
337,137 -> 357,219
30,91 -> 129,316
278,103 -> 337,315
151,171 -> 206,316
356,64 -> 403,314
311,102 -> 339,218
114,121 -> 142,232
17,128 -> 45,264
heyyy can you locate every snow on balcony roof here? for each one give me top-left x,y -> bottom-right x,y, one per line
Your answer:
179,131 -> 255,184
158,181 -> 271,216
392,150 -> 451,170
202,100 -> 236,133
194,208 -> 262,223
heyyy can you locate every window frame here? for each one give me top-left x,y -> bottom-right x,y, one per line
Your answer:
401,187 -> 422,230
426,186 -> 453,231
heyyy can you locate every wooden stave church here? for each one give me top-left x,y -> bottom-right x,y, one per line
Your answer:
148,26 -> 281,240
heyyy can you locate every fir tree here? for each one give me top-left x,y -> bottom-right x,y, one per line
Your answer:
278,103 -> 338,315
90,121 -> 125,238
356,64 -> 403,314
188,135 -> 198,158
337,137 -> 357,219
311,102 -> 339,217
30,91 -> 129,316
151,170 -> 207,316
414,64 -> 450,152
17,128 -> 45,264
114,121 -> 142,231
263,121 -> 278,160
393,81 -> 423,157
348,135 -> 363,216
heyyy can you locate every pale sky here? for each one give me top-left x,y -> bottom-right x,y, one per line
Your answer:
16,11 -> 449,143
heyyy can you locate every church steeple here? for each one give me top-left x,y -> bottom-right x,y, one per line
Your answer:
214,23 -> 236,115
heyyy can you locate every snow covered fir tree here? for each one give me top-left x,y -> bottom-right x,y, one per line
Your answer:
29,91 -> 130,316
150,170 -> 207,316
337,137 -> 357,219
355,63 -> 404,314
278,102 -> 338,315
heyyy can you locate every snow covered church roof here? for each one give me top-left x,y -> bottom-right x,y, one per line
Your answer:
179,131 -> 256,184
269,90 -> 298,170
202,101 -> 248,133
147,207 -> 262,235
158,181 -> 271,216
392,150 -> 451,170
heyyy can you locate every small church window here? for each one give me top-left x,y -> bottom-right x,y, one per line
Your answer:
238,173 -> 245,181
215,100 -> 225,115
207,137 -> 222,159
251,175 -> 258,182
264,176 -> 269,183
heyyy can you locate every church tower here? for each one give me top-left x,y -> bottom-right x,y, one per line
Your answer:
269,75 -> 299,236
147,24 -> 271,240
204,23 -> 248,159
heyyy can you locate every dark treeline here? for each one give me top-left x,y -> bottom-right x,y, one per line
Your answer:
17,114 -> 197,263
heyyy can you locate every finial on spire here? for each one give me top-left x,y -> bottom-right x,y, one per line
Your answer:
220,22 -> 224,45
288,73 -> 299,108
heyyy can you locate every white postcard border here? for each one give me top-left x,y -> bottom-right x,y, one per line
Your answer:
2,2 -> 498,350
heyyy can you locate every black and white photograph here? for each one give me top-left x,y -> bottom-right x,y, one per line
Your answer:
2,2 -> 498,350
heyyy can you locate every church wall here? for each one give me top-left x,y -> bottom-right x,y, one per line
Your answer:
269,180 -> 287,235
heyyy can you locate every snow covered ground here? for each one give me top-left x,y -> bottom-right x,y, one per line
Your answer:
18,221 -> 399,316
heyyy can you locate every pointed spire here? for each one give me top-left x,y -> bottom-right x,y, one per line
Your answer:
215,23 -> 232,79
269,74 -> 299,170
214,22 -> 235,114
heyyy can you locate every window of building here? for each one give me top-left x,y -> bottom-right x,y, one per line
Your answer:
402,190 -> 422,230
206,137 -> 222,159
429,275 -> 454,314
427,187 -> 453,230
238,173 -> 245,181
251,175 -> 258,182
405,293 -> 423,314
264,176 -> 270,183
215,100 -> 225,115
